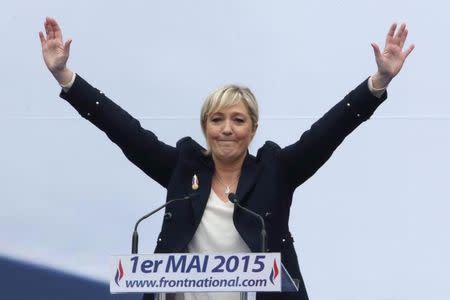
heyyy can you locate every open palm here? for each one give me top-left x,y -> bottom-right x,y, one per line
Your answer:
372,23 -> 414,81
39,17 -> 72,74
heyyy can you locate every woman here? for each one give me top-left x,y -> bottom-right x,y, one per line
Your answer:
39,17 -> 413,300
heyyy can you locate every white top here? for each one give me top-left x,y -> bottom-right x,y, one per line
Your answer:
171,189 -> 252,300
187,189 -> 251,254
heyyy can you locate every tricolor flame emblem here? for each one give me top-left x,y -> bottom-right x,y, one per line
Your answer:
269,259 -> 279,285
114,260 -> 124,286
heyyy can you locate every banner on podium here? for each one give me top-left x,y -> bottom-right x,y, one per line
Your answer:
110,253 -> 281,293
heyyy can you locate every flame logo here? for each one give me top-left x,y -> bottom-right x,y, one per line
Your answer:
114,260 -> 124,286
269,259 -> 279,285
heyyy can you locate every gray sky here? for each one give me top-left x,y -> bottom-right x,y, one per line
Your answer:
1,1 -> 449,299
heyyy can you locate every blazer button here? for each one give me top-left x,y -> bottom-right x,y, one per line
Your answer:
164,212 -> 173,221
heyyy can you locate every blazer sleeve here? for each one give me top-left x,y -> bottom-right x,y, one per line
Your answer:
279,78 -> 387,188
59,74 -> 178,188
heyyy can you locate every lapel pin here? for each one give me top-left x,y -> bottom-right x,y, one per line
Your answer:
192,174 -> 199,190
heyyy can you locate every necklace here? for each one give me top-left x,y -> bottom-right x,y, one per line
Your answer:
214,172 -> 240,195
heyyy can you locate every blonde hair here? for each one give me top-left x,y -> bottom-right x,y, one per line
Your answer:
200,84 -> 259,135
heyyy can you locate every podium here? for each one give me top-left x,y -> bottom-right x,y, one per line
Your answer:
110,253 -> 298,299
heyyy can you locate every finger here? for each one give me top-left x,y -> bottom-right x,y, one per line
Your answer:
44,20 -> 51,38
385,23 -> 397,45
399,28 -> 408,49
38,31 -> 46,46
394,23 -> 406,41
64,38 -> 72,54
371,42 -> 382,61
51,18 -> 63,41
47,21 -> 54,40
403,44 -> 415,59
387,23 -> 397,36
47,17 -> 57,40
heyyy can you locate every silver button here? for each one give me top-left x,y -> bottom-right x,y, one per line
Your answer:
164,212 -> 172,221
87,112 -> 91,117
95,101 -> 99,105
158,238 -> 162,242
346,103 -> 351,107
99,91 -> 104,95
357,113 -> 361,118
282,238 -> 286,243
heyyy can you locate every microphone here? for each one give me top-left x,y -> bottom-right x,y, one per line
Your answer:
131,193 -> 197,254
228,193 -> 267,253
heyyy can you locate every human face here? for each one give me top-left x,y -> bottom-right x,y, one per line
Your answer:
206,101 -> 257,165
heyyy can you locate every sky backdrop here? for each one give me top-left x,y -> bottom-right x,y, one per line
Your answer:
1,1 -> 449,299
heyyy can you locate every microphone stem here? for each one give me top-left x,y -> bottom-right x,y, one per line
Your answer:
261,229 -> 267,253
131,195 -> 193,254
235,202 -> 267,253
132,231 -> 139,254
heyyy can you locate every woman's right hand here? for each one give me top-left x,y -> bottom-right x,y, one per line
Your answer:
39,17 -> 73,85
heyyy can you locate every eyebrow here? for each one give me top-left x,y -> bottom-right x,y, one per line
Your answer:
210,111 -> 247,117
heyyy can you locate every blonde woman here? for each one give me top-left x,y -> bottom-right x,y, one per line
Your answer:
39,17 -> 413,300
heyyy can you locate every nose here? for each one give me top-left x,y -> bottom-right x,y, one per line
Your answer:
222,120 -> 232,135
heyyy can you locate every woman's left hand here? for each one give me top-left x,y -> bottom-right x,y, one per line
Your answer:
371,23 -> 415,89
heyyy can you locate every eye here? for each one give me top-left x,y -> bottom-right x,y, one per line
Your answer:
210,116 -> 223,123
233,115 -> 248,124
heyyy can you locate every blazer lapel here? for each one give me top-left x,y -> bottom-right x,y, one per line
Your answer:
235,154 -> 264,204
190,155 -> 214,227
188,151 -> 263,225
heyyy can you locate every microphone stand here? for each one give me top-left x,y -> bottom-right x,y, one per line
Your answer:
131,193 -> 197,300
228,193 -> 267,253
228,193 -> 267,300
131,193 -> 196,254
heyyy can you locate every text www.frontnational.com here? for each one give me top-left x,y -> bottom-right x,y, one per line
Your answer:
124,276 -> 267,288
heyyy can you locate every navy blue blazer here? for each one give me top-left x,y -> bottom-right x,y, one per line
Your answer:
61,75 -> 386,300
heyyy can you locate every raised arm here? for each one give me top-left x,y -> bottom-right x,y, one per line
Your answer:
279,23 -> 414,188
39,17 -> 178,187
